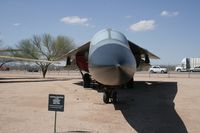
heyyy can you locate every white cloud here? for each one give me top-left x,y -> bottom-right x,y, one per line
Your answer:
60,16 -> 90,26
160,10 -> 179,17
13,23 -> 21,26
129,20 -> 155,32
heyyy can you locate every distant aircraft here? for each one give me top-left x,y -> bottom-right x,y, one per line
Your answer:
0,49 -> 22,52
0,55 -> 56,63
65,29 -> 159,103
0,49 -> 57,64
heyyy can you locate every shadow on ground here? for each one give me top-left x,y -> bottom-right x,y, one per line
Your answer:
114,81 -> 188,133
73,80 -> 188,133
74,81 -> 104,93
57,131 -> 91,133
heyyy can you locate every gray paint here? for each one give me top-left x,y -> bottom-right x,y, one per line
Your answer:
88,29 -> 136,85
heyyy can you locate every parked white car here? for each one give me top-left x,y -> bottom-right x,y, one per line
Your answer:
149,66 -> 168,73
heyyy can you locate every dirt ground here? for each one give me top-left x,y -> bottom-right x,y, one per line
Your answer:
0,71 -> 200,133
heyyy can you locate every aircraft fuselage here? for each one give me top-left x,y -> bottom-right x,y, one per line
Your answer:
88,29 -> 136,86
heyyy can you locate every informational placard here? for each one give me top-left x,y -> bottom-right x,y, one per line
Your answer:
48,94 -> 65,112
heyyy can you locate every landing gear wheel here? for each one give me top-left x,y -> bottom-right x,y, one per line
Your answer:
112,92 -> 117,104
103,89 -> 118,104
127,78 -> 134,88
103,92 -> 109,104
83,73 -> 91,88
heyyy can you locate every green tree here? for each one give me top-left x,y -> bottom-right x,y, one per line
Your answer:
14,33 -> 74,78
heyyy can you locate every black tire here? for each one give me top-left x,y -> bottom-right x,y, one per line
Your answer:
112,92 -> 117,104
103,92 -> 109,104
161,70 -> 164,73
127,78 -> 134,88
150,70 -> 154,73
177,69 -> 181,72
83,73 -> 91,88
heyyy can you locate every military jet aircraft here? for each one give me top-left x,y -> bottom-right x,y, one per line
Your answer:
65,29 -> 159,103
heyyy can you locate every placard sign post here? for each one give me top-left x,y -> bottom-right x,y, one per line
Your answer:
48,94 -> 65,133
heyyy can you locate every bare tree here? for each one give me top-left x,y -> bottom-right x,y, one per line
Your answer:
14,33 -> 74,78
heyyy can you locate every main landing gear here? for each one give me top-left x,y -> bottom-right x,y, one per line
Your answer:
103,89 -> 117,104
127,78 -> 134,88
83,73 -> 91,88
81,72 -> 118,104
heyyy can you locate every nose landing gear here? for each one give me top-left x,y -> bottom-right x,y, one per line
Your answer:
103,89 -> 118,104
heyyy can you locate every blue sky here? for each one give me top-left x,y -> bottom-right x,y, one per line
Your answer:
0,0 -> 200,65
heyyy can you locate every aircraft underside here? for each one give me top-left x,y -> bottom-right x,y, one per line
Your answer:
81,71 -> 134,104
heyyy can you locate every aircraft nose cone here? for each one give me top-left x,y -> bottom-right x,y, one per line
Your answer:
89,44 -> 136,86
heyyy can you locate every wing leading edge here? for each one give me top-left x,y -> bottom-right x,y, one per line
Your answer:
63,42 -> 90,58
64,40 -> 159,71
128,40 -> 160,59
63,42 -> 90,72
